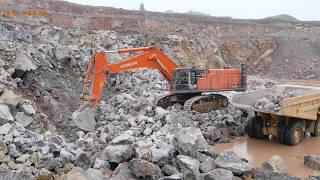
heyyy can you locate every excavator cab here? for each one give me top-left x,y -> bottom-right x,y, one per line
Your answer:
171,68 -> 198,91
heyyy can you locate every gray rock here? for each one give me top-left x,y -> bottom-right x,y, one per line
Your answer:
21,104 -> 35,116
165,112 -> 194,128
176,155 -> 201,179
0,153 -> 10,163
85,168 -> 105,180
37,168 -> 53,180
0,166 -> 33,180
143,128 -> 152,136
135,147 -> 152,161
215,151 -> 251,176
93,158 -> 109,169
40,145 -> 50,155
74,149 -> 91,170
54,46 -> 70,62
151,145 -> 176,163
155,107 -> 169,117
4,133 -> 13,144
16,154 -> 30,163
36,158 -> 58,171
0,90 -> 21,108
162,164 -> 180,176
111,134 -> 135,145
200,157 -> 216,173
60,148 -> 74,163
7,161 -> 17,170
202,168 -> 234,180
173,127 -> 214,158
130,158 -> 163,179
14,112 -> 33,127
0,141 -> 7,154
64,167 -> 88,180
8,144 -> 21,158
111,162 -> 137,179
304,155 -> 320,170
151,120 -> 162,132
262,155 -> 286,173
0,104 -> 14,124
101,145 -> 134,163
14,51 -> 37,73
159,174 -> 183,180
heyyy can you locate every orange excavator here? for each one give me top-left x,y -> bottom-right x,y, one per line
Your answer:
73,46 -> 246,131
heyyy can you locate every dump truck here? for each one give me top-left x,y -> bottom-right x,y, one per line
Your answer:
233,81 -> 320,146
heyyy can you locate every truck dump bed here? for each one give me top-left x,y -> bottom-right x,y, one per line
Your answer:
233,84 -> 320,120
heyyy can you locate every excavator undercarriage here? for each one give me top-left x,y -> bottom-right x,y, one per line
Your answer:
156,92 -> 229,113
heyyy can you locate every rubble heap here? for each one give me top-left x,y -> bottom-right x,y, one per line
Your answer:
0,21 -> 306,179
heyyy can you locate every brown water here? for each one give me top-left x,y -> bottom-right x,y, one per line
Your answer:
214,136 -> 320,177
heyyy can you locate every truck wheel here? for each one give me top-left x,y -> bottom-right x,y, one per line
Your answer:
253,116 -> 266,139
311,119 -> 320,137
245,116 -> 255,138
277,121 -> 286,144
284,121 -> 304,146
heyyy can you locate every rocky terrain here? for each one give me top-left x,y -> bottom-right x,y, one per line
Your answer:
0,0 -> 319,179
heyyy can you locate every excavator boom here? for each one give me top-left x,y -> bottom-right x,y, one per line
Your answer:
73,46 -> 178,131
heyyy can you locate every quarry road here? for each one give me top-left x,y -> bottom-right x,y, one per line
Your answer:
214,136 -> 320,177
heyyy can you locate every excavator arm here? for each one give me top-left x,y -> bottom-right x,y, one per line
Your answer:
83,46 -> 178,107
74,46 -> 178,131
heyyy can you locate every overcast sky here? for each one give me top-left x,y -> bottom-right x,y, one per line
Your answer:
65,0 -> 319,21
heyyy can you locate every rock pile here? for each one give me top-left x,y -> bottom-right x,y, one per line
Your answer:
251,90 -> 295,112
0,20 -> 308,179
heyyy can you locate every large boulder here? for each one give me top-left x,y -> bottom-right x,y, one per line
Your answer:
0,104 -> 14,124
200,157 -> 216,173
21,104 -> 36,116
74,149 -> 91,170
111,134 -> 135,145
0,90 -> 21,108
111,162 -> 137,180
262,155 -> 286,173
215,151 -> 251,176
151,145 -> 176,164
14,112 -> 34,127
304,155 -> 320,170
176,155 -> 201,179
54,46 -> 70,62
0,123 -> 12,135
202,168 -> 234,180
130,158 -> 163,179
101,145 -> 134,163
14,51 -> 37,76
173,127 -> 214,158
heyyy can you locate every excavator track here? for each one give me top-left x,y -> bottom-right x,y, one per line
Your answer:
156,93 -> 228,113
156,93 -> 199,108
183,94 -> 228,113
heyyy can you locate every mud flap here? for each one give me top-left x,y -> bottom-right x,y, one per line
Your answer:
72,107 -> 96,132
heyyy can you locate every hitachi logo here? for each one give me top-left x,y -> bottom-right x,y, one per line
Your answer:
120,61 -> 138,69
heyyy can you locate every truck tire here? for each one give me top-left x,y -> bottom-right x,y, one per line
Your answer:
284,121 -> 304,146
245,116 -> 255,138
253,116 -> 266,139
311,119 -> 320,137
277,121 -> 286,144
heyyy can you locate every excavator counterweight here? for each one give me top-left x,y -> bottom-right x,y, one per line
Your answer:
74,46 -> 246,131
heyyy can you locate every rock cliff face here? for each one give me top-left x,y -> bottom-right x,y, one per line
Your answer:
1,0 -> 320,78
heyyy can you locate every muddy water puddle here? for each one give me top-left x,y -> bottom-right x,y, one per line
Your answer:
214,136 -> 320,177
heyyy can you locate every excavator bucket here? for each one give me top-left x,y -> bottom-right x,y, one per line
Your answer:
72,106 -> 96,132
